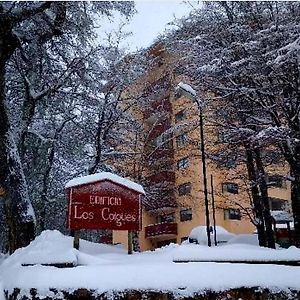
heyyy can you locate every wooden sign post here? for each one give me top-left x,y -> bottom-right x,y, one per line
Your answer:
66,172 -> 144,253
73,230 -> 80,250
128,231 -> 133,255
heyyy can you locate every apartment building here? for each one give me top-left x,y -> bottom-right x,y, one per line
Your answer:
113,44 -> 292,251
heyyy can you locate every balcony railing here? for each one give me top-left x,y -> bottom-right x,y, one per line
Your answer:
147,119 -> 172,141
145,222 -> 177,239
144,97 -> 172,120
148,147 -> 174,161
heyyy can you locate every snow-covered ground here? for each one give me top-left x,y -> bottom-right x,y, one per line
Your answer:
1,230 -> 300,299
174,243 -> 300,262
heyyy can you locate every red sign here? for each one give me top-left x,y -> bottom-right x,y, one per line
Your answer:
67,180 -> 142,231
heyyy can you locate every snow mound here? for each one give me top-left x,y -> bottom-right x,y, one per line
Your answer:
0,281 -> 4,300
189,225 -> 235,245
227,234 -> 259,246
2,230 -> 77,267
80,238 -> 125,256
1,232 -> 300,297
173,243 -> 300,262
0,253 -> 7,265
1,230 -> 126,268
77,238 -> 127,265
153,243 -> 179,253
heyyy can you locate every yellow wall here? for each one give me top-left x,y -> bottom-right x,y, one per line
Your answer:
113,46 -> 291,252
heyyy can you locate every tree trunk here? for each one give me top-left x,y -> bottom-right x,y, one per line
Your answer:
254,148 -> 275,248
0,59 -> 16,252
0,44 -> 35,253
6,132 -> 35,252
291,167 -> 300,247
0,59 -> 9,195
0,2 -> 69,252
245,145 -> 266,246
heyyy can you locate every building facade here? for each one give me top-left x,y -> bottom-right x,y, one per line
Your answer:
113,44 -> 292,251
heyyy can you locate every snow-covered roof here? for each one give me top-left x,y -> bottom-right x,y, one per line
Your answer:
65,172 -> 145,194
271,210 -> 293,222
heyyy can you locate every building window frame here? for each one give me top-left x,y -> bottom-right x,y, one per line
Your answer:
224,208 -> 241,220
175,110 -> 185,122
176,133 -> 188,147
222,182 -> 239,194
268,197 -> 288,211
177,157 -> 189,170
153,132 -> 173,149
180,207 -> 193,222
267,175 -> 286,189
178,182 -> 192,196
159,212 -> 175,223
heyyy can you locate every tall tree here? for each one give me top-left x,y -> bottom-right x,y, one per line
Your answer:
160,1 -> 300,247
0,1 -> 134,252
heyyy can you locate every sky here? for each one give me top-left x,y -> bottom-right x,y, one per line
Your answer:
123,1 -> 195,51
98,1 -> 197,52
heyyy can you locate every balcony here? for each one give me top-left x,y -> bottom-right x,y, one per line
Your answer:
148,146 -> 174,161
147,156 -> 174,170
144,97 -> 172,120
147,119 -> 172,141
145,222 -> 177,239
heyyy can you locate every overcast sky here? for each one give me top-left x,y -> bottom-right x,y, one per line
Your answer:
124,1 -> 194,51
98,1 -> 197,52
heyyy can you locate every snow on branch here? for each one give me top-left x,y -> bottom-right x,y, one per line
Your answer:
252,126 -> 291,145
10,2 -> 52,23
27,130 -> 54,143
274,37 -> 300,64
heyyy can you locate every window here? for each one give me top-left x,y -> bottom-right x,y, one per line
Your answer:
178,182 -> 191,196
153,132 -> 173,149
268,175 -> 285,188
159,213 -> 175,223
176,133 -> 188,147
180,208 -> 193,222
156,57 -> 164,67
218,131 -> 228,143
222,182 -> 238,194
177,157 -> 189,170
175,110 -> 185,122
224,208 -> 241,220
269,197 -> 287,211
153,135 -> 163,147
